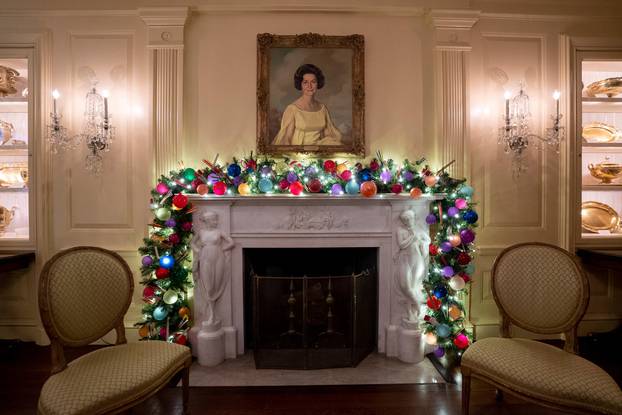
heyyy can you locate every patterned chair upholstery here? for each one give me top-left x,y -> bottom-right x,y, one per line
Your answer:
461,242 -> 622,415
37,246 -> 192,415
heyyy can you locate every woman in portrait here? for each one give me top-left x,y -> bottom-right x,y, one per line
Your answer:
273,63 -> 343,146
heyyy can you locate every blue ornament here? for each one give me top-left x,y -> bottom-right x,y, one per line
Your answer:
459,185 -> 474,197
433,286 -> 447,298
358,168 -> 372,182
436,324 -> 450,338
227,163 -> 242,177
345,180 -> 360,195
465,264 -> 475,275
425,214 -> 437,225
463,210 -> 478,224
153,306 -> 168,321
159,255 -> 175,269
258,178 -> 273,193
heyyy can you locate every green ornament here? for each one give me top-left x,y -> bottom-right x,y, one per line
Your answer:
182,168 -> 196,181
155,207 -> 171,221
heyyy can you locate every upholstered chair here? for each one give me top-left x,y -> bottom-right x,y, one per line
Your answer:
461,242 -> 622,415
37,246 -> 192,415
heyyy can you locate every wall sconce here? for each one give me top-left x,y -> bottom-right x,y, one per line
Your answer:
47,83 -> 115,174
498,84 -> 564,177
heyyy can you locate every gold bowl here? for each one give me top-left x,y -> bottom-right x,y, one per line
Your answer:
588,159 -> 622,184
582,122 -> 618,143
585,77 -> 622,98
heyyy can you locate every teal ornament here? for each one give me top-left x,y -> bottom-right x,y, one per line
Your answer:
465,263 -> 475,275
182,168 -> 196,181
155,207 -> 171,221
436,324 -> 450,338
459,185 -> 474,197
153,306 -> 168,321
258,178 -> 273,193
345,180 -> 360,195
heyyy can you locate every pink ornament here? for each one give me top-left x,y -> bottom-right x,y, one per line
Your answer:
340,170 -> 352,181
448,235 -> 461,247
213,181 -> 227,196
156,182 -> 169,195
181,222 -> 193,232
454,333 -> 470,349
168,233 -> 180,244
278,179 -> 290,190
159,326 -> 168,339
455,198 -> 468,209
390,183 -> 403,194
424,175 -> 438,187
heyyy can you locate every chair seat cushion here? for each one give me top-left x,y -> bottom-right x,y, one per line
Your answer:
462,337 -> 622,414
38,341 -> 191,415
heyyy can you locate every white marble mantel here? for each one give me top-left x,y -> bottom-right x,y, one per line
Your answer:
188,193 -> 443,362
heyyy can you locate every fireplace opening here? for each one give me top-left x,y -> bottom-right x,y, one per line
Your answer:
243,248 -> 378,369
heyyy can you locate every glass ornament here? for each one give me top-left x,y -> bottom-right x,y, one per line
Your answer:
426,214 -> 437,225
159,255 -> 174,269
153,306 -> 168,321
345,180 -> 359,195
436,324 -> 450,338
155,207 -> 171,221
424,175 -> 438,187
442,266 -> 455,277
196,184 -> 209,195
162,289 -> 179,305
258,178 -> 273,193
227,163 -> 241,177
455,198 -> 468,210
238,183 -> 251,195
182,168 -> 196,181
141,256 -> 153,266
360,181 -> 377,197
449,275 -> 466,291
213,181 -> 227,195
289,181 -> 304,195
459,229 -> 475,244
156,182 -> 169,195
425,332 -> 438,345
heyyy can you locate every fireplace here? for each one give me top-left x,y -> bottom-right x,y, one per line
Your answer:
244,248 -> 377,369
188,194 -> 441,366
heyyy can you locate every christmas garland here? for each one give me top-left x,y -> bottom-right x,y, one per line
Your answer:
136,151 -> 478,358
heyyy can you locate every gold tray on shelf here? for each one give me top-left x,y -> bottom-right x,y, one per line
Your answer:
582,122 -> 618,143
585,77 -> 622,98
581,201 -> 620,233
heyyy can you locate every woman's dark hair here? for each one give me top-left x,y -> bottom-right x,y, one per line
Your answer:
294,64 -> 325,90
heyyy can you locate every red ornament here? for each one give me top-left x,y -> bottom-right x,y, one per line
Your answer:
168,233 -> 180,245
190,178 -> 203,190
323,160 -> 337,173
175,333 -> 188,345
245,159 -> 257,171
289,181 -> 304,195
159,327 -> 168,339
181,222 -> 193,232
459,272 -> 471,283
340,170 -> 352,181
213,181 -> 227,196
457,252 -> 471,265
427,296 -> 442,310
155,267 -> 170,279
308,178 -> 322,193
429,244 -> 439,256
143,285 -> 156,298
172,194 -> 189,209
278,179 -> 290,190
369,159 -> 380,171
390,183 -> 403,194
453,333 -> 470,349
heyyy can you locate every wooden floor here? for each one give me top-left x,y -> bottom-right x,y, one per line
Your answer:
1,337 -> 619,415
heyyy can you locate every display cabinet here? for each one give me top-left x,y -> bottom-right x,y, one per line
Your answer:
0,55 -> 31,244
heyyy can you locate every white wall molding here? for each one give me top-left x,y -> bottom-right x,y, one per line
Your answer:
140,7 -> 189,177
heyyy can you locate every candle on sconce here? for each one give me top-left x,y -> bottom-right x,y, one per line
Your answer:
102,89 -> 109,119
553,90 -> 561,118
504,90 -> 512,119
52,89 -> 60,116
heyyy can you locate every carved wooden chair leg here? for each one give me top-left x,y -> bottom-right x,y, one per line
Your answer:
182,361 -> 191,415
461,366 -> 471,415
495,388 -> 504,402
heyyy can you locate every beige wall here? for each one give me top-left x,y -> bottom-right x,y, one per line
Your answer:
0,1 -> 621,344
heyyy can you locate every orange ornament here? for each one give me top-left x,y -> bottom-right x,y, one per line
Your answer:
196,184 -> 209,195
424,175 -> 438,187
138,325 -> 150,338
178,306 -> 190,318
360,181 -> 377,197
410,188 -> 423,199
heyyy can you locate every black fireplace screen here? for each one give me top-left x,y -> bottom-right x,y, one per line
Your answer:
244,248 -> 377,370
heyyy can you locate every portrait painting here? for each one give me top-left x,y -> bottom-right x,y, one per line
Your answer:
257,33 -> 365,156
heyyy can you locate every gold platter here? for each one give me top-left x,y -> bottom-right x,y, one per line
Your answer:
0,205 -> 14,234
582,122 -> 618,143
585,77 -> 622,98
581,201 -> 619,233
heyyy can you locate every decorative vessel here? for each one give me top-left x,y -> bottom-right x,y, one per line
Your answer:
0,66 -> 19,97
581,201 -> 619,233
588,158 -> 622,184
585,77 -> 622,98
582,122 -> 618,143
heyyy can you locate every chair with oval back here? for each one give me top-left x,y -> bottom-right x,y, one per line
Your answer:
37,246 -> 192,415
461,242 -> 622,415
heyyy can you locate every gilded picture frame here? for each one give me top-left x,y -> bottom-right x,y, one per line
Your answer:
257,33 -> 365,156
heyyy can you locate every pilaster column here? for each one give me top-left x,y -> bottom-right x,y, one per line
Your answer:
429,10 -> 479,178
139,7 -> 189,177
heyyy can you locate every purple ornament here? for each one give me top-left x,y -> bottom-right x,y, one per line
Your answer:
460,229 -> 476,244
434,346 -> 445,358
425,214 -> 437,225
233,176 -> 243,187
403,170 -> 414,181
442,266 -> 455,277
141,256 -> 153,266
260,165 -> 272,175
164,218 -> 176,228
380,170 -> 392,183
207,173 -> 220,185
440,241 -> 453,253
305,166 -> 318,176
447,207 -> 459,217
286,171 -> 298,184
330,183 -> 343,195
